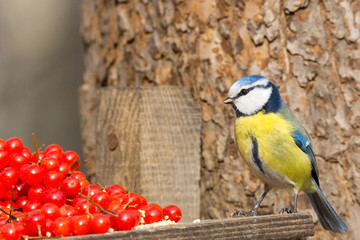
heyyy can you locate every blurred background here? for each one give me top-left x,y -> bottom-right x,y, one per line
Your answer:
0,1 -> 83,157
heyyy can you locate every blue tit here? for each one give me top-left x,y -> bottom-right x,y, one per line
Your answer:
224,75 -> 348,233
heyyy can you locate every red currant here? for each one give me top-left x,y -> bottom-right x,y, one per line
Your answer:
43,170 -> 63,189
45,144 -> 64,154
0,150 -> 10,168
163,205 -> 182,222
141,204 -> 163,224
59,205 -> 76,217
91,213 -> 111,234
0,223 -> 24,240
5,137 -> 23,154
26,212 -> 46,236
72,215 -> 91,235
61,177 -> 81,198
91,191 -> 111,209
106,184 -> 126,199
116,210 -> 140,230
19,164 -> 43,186
41,203 -> 61,221
53,217 -> 72,236
63,151 -> 80,169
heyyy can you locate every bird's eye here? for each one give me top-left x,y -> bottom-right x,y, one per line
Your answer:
240,89 -> 248,96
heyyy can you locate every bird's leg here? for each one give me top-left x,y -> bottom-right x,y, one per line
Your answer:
231,184 -> 271,217
280,193 -> 298,214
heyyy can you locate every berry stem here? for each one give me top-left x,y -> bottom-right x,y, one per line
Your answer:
69,157 -> 79,169
79,193 -> 118,217
68,160 -> 89,176
10,186 -> 14,215
96,182 -> 106,191
0,207 -> 17,223
32,133 -> 41,165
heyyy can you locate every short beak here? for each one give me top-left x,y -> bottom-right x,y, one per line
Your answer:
224,97 -> 233,104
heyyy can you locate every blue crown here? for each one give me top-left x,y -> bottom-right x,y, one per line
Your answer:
234,75 -> 265,88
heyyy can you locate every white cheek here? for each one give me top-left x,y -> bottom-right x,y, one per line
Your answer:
234,88 -> 272,115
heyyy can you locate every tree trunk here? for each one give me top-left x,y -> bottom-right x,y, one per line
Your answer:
79,0 -> 360,239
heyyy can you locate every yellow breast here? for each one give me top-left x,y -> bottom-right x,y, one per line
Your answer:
235,111 -> 312,191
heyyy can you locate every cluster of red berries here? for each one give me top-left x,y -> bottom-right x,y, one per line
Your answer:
0,137 -> 182,240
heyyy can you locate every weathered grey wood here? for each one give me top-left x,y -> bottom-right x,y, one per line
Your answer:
95,86 -> 201,222
63,213 -> 315,240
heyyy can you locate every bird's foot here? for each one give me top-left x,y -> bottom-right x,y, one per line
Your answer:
231,209 -> 258,217
279,207 -> 296,214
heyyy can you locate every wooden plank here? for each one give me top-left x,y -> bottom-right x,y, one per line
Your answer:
63,213 -> 315,240
95,86 -> 201,222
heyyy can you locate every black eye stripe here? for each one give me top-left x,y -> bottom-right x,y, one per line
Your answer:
235,86 -> 255,98
233,84 -> 271,100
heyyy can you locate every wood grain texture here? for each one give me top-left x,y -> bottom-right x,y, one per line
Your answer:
95,87 -> 201,221
80,1 -> 359,238
62,213 -> 314,240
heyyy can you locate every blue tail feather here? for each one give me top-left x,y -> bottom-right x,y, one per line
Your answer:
305,180 -> 348,233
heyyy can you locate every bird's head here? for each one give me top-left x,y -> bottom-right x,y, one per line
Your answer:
224,75 -> 283,117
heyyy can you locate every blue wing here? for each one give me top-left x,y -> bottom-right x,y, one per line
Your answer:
293,130 -> 319,186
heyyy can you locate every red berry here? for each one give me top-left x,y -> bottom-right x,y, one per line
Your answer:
0,150 -> 10,168
41,188 -> 67,207
59,162 -> 71,176
43,171 -> 63,189
19,164 -> 43,186
91,213 -> 111,234
72,195 -> 87,207
45,144 -> 64,154
45,218 -> 55,237
31,151 -> 45,164
2,200 -> 17,209
0,139 -> 5,151
41,203 -> 61,221
53,217 -> 72,236
2,187 -> 18,200
40,157 -> 60,172
122,193 -> 147,209
163,205 -> 182,222
0,167 -> 19,187
141,204 -> 163,224
0,223 -> 24,240
63,151 -> 80,169
116,210 -> 140,230
26,212 -> 46,236
74,201 -> 100,215
78,178 -> 90,188
59,205 -> 76,217
81,185 -> 102,198
5,137 -> 23,154
106,184 -> 126,199
23,200 -> 42,212
61,177 -> 81,198
107,200 -> 123,213
70,170 -> 86,180
0,183 -> 5,199
10,153 -> 30,169
72,215 -> 91,235
20,147 -> 32,161
15,196 -> 29,208
15,180 -> 30,197
28,185 -> 45,201
45,150 -> 63,163
91,191 -> 111,209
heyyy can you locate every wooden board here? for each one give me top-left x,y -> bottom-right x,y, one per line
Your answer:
95,86 -> 201,222
63,213 -> 315,240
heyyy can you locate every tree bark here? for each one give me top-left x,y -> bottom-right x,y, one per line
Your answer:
79,0 -> 360,239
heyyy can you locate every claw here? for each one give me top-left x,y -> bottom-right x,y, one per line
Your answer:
231,209 -> 258,217
279,207 -> 296,214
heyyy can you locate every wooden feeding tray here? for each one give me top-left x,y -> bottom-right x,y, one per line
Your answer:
63,213 -> 314,240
